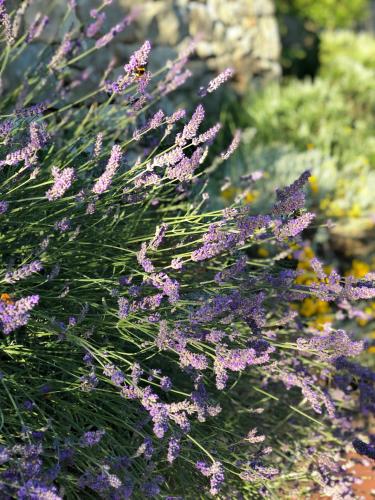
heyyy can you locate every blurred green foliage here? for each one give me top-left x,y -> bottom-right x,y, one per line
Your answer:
275,0 -> 370,76
320,29 -> 375,70
211,31 -> 375,225
275,0 -> 368,29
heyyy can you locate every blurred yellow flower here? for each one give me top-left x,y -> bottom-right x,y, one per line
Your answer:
347,259 -> 370,278
347,203 -> 361,218
220,186 -> 238,202
308,175 -> 319,193
300,298 -> 317,317
244,190 -> 259,204
258,247 -> 269,257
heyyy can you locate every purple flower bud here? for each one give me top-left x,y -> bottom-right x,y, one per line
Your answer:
54,217 -> 71,232
175,104 -> 205,146
275,212 -> 315,239
80,429 -> 105,447
93,132 -> 104,158
206,68 -> 234,93
167,437 -> 180,463
192,123 -> 221,146
272,170 -> 311,215
49,33 -> 73,70
46,166 -> 76,201
149,223 -> 168,250
5,260 -> 43,283
118,297 -> 130,319
0,294 -> 39,334
124,40 -> 151,74
160,376 -> 172,392
0,201 -> 8,214
86,12 -> 106,38
92,144 -> 122,194
220,129 -> 241,160
27,13 -> 49,42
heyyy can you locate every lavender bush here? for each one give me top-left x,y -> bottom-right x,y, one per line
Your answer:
0,1 -> 374,498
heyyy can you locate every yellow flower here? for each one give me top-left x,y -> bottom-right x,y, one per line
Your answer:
319,198 -> 330,211
306,143 -> 314,150
327,202 -> 345,218
220,186 -> 238,202
258,247 -> 269,257
308,175 -> 318,194
316,300 -> 330,314
300,298 -> 317,317
303,247 -> 315,259
347,203 -> 361,218
368,346 -> 375,354
309,314 -> 334,330
349,260 -> 370,279
323,265 -> 332,275
244,190 -> 258,204
357,317 -> 369,327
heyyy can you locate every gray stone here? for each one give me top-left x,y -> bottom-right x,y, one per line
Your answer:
7,0 -> 281,96
253,17 -> 280,61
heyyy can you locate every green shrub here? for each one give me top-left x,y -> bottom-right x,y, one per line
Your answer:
275,0 -> 369,30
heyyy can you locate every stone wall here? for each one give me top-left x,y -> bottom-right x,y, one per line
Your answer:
111,0 -> 281,92
14,0 -> 280,95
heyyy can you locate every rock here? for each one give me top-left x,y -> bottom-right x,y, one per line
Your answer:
6,0 -> 281,97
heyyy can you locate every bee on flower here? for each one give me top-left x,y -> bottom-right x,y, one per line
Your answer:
1,293 -> 14,305
133,64 -> 147,78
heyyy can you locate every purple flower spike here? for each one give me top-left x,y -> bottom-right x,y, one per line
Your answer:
46,166 -> 76,201
0,295 -> 39,334
5,260 -> 43,284
124,40 -> 151,75
221,129 -> 241,160
175,104 -> 205,146
0,201 -> 8,214
275,212 -> 315,239
92,144 -> 122,194
80,429 -> 105,447
207,68 -> 234,94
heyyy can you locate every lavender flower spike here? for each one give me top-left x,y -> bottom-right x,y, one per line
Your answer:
27,13 -> 49,43
0,201 -> 8,214
5,261 -> 43,284
86,12 -> 106,38
275,212 -> 315,240
192,123 -> 221,146
273,170 -> 311,215
0,0 -> 14,45
92,144 -> 122,194
46,166 -> 76,201
221,129 -> 241,160
176,104 -> 205,146
124,40 -> 151,74
207,68 -> 234,93
0,295 -> 39,334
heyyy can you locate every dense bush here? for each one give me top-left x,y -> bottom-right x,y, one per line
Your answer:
0,2 -> 374,499
216,31 -> 375,223
275,0 -> 369,30
275,1 -> 370,77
